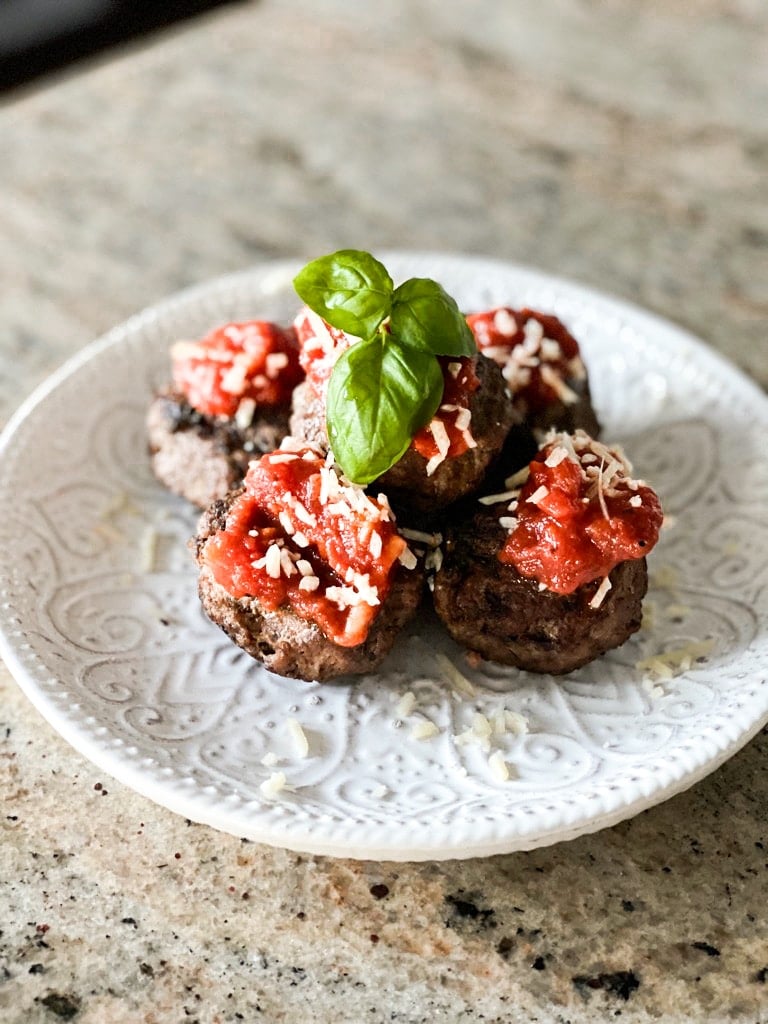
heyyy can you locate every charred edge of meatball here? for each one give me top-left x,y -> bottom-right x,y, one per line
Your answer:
432,504 -> 647,675
194,493 -> 427,682
147,388 -> 291,508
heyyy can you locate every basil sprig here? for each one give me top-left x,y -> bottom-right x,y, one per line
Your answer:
293,250 -> 476,484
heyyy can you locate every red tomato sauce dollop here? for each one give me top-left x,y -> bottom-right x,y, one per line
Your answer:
172,320 -> 303,419
201,446 -> 410,646
411,357 -> 481,462
499,434 -> 663,594
467,307 -> 585,412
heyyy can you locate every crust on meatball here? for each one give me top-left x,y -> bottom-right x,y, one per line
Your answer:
147,388 -> 290,508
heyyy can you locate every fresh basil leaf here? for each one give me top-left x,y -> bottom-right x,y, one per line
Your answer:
293,249 -> 393,338
326,336 -> 443,485
390,277 -> 476,357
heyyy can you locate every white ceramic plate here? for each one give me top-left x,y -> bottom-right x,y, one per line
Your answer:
1,254 -> 767,861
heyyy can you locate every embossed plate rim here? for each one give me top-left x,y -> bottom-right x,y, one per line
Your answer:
1,252 -> 767,860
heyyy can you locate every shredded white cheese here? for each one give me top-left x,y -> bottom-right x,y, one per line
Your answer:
286,717 -> 310,758
479,489 -> 520,506
400,528 -> 443,547
265,351 -> 289,377
488,750 -> 511,782
635,639 -> 715,679
235,397 -> 257,430
425,417 -> 451,476
398,547 -> 418,570
526,485 -> 550,505
260,771 -> 288,798
493,308 -> 518,337
589,576 -> 612,609
396,691 -> 417,718
434,652 -> 477,698
504,466 -> 530,489
139,526 -> 158,573
544,445 -> 569,468
411,719 -> 440,741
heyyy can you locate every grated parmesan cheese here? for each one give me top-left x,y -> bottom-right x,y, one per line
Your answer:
265,543 -> 282,579
544,446 -> 569,468
398,547 -> 418,570
434,652 -> 477,698
235,397 -> 257,430
635,639 -> 715,680
493,308 -> 518,337
425,416 -> 451,476
504,709 -> 529,736
396,691 -> 417,718
265,351 -> 289,377
479,489 -> 520,506
278,510 -> 295,536
526,485 -> 550,505
505,465 -> 530,489
400,528 -> 443,547
286,717 -> 310,758
472,712 -> 493,739
488,750 -> 511,782
411,719 -> 440,741
589,576 -> 612,609
260,771 -> 288,798
540,364 -> 579,404
139,526 -> 158,573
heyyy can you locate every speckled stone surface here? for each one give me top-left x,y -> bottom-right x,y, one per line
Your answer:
1,2 -> 767,1021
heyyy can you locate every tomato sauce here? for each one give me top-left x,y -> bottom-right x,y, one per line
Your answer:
201,445 -> 410,646
294,306 -> 351,385
172,320 -> 303,419
411,357 -> 481,462
466,307 -> 585,411
498,433 -> 663,594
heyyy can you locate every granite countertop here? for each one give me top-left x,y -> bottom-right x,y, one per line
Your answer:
1,2 -> 767,1021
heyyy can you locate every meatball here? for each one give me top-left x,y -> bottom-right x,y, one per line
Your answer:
194,445 -> 426,681
148,319 -> 303,507
432,500 -> 648,675
291,352 -> 521,512
147,389 -> 290,508
432,430 -> 663,674
467,307 -> 600,439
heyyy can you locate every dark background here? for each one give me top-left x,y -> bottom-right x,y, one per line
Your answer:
0,0 -> 238,94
